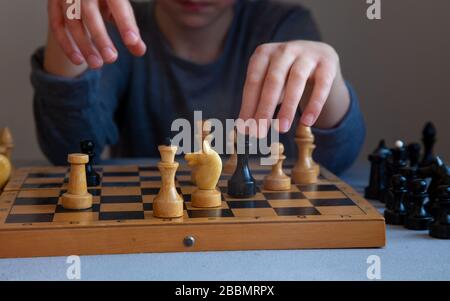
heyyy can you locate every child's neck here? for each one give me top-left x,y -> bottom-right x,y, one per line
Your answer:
154,5 -> 234,65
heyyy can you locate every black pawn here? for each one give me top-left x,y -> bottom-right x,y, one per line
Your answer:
382,141 -> 407,203
420,122 -> 437,167
227,136 -> 256,198
384,175 -> 408,225
80,140 -> 101,187
429,185 -> 450,239
404,179 -> 432,230
365,140 -> 392,200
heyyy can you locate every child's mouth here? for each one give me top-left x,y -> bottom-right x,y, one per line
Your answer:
178,0 -> 211,13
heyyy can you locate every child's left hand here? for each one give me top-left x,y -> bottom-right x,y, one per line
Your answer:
239,40 -> 350,137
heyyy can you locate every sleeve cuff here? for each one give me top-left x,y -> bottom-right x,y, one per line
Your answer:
312,82 -> 366,147
30,48 -> 101,109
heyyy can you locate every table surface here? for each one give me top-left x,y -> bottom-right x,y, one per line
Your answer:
0,160 -> 449,281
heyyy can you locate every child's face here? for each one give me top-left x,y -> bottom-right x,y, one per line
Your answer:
156,0 -> 236,28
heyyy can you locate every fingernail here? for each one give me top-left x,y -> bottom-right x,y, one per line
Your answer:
302,113 -> 315,126
87,55 -> 103,68
71,52 -> 84,65
279,118 -> 290,133
102,47 -> 117,62
124,31 -> 139,45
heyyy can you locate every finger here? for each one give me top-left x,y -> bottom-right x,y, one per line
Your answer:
300,63 -> 337,126
82,0 -> 118,63
48,0 -> 84,64
106,0 -> 146,56
66,19 -> 103,69
254,46 -> 296,137
239,44 -> 275,137
276,58 -> 316,133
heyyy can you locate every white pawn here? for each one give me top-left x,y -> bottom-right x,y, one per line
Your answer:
263,142 -> 291,191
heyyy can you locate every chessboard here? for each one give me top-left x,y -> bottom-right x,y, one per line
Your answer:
0,162 -> 385,258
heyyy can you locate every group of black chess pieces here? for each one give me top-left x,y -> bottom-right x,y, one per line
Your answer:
365,122 -> 449,239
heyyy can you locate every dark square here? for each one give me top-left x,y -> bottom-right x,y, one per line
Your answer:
227,200 -> 271,209
28,173 -> 66,179
99,211 -> 144,220
143,203 -> 153,211
178,180 -> 193,186
298,184 -> 339,192
141,188 -> 159,195
188,209 -> 234,218
139,166 -> 158,171
102,182 -> 140,187
102,172 -> 139,177
5,214 -> 54,224
55,204 -> 100,213
177,170 -> 191,176
263,192 -> 306,200
88,188 -> 102,196
309,198 -> 355,207
14,197 -> 59,206
274,207 -> 320,216
140,176 -> 161,181
100,195 -> 142,203
22,183 -> 62,189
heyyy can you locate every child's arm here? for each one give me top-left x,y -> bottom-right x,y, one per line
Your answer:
239,40 -> 350,135
46,0 -> 146,72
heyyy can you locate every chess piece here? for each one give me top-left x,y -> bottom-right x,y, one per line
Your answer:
365,140 -> 392,200
223,129 -> 237,174
0,154 -> 12,190
0,127 -> 14,161
263,142 -> 291,191
61,154 -> 93,210
429,186 -> 450,239
191,120 -> 212,185
384,175 -> 408,225
420,122 -> 437,167
80,140 -> 101,187
404,179 -> 433,230
381,140 -> 407,203
227,135 -> 256,198
153,140 -> 184,218
185,140 -> 222,208
418,157 -> 450,215
291,125 -> 320,184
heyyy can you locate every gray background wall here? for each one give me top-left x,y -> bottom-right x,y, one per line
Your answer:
0,0 -> 449,164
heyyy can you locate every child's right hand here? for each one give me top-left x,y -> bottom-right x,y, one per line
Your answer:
47,0 -> 147,69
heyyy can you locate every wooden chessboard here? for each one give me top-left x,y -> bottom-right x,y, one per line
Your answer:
0,162 -> 385,258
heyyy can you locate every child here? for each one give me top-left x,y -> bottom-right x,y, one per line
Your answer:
31,0 -> 365,174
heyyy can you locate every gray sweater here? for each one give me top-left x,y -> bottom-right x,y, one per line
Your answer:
31,0 -> 365,174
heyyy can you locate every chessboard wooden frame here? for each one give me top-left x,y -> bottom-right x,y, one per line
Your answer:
0,164 -> 386,258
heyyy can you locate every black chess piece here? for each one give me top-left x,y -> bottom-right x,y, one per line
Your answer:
80,140 -> 101,187
365,140 -> 392,200
418,157 -> 450,216
420,122 -> 437,167
400,166 -> 418,212
384,175 -> 408,225
429,186 -> 450,239
227,135 -> 256,198
404,179 -> 433,230
382,141 -> 407,203
407,143 -> 421,168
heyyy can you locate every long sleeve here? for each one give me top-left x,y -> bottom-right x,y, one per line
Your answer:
312,83 -> 366,174
30,28 -> 131,165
